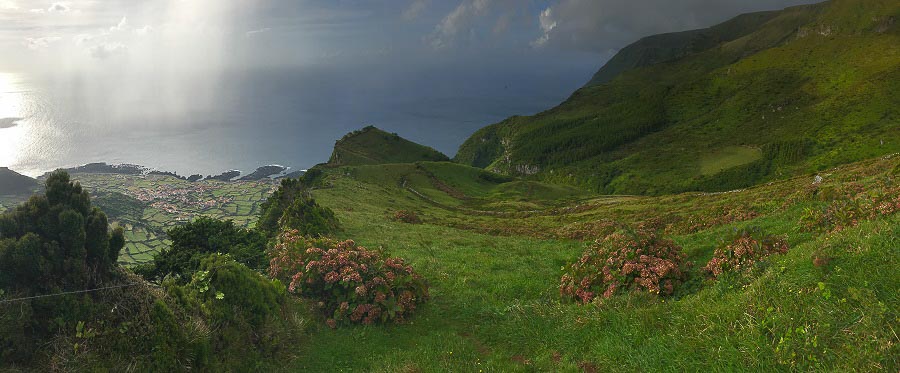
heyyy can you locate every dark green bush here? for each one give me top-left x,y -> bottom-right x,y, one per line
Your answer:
142,217 -> 267,282
258,174 -> 338,238
0,171 -> 124,291
0,171 -> 125,364
162,253 -> 293,370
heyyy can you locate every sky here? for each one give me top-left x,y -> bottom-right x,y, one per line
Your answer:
0,0 -> 821,76
1,0 -> 825,176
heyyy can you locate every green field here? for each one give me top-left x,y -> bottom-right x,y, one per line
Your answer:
270,155 -> 899,371
700,146 -> 764,175
39,174 -> 278,266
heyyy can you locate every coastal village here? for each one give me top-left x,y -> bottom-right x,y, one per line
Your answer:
58,173 -> 279,265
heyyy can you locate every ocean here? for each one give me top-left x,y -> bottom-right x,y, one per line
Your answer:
0,64 -> 593,178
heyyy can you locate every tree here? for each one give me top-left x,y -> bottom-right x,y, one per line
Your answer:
258,173 -> 338,238
0,170 -> 124,292
143,217 -> 268,282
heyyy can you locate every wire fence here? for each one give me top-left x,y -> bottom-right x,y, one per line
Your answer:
0,283 -> 144,304
0,264 -> 272,304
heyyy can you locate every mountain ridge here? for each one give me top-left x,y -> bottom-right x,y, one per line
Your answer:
455,0 -> 900,195
0,167 -> 37,195
327,125 -> 450,166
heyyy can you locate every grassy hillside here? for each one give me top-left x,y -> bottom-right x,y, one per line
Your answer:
328,126 -> 449,166
282,154 -> 899,371
456,0 -> 900,195
0,167 -> 37,195
586,10 -> 783,86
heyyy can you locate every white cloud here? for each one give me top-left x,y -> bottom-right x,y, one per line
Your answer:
23,36 -> 62,50
426,0 -> 527,49
89,42 -> 126,59
245,27 -> 271,37
402,0 -> 429,21
133,25 -> 153,36
427,1 -> 477,49
531,7 -> 556,47
48,2 -> 69,12
110,16 -> 127,32
0,1 -> 19,10
492,13 -> 511,36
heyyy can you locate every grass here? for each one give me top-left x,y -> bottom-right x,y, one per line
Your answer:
455,0 -> 900,195
38,173 -> 279,266
267,155 -> 899,371
700,146 -> 764,175
328,126 -> 449,167
5,155 -> 894,370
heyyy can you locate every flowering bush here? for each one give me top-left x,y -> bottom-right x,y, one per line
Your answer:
679,206 -> 759,233
268,230 -> 429,326
560,228 -> 689,303
702,229 -> 788,279
393,210 -> 422,224
799,183 -> 899,232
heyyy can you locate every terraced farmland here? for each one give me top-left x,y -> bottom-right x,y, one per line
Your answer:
58,174 -> 277,266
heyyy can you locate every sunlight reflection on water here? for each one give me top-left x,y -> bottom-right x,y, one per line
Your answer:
0,73 -> 25,169
0,67 -> 588,178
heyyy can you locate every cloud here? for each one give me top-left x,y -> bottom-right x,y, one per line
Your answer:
48,2 -> 68,12
531,7 -> 556,47
0,118 -> 23,129
23,36 -> 62,50
26,2 -> 70,14
428,2 -> 469,48
89,43 -> 127,59
532,0 -> 819,52
492,13 -> 511,36
425,0 -> 535,49
402,0 -> 429,21
0,1 -> 19,11
133,25 -> 153,36
110,16 -> 127,32
245,27 -> 271,37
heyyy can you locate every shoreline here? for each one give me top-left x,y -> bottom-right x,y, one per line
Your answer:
7,162 -> 305,183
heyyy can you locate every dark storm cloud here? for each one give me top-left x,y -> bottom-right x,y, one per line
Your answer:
0,118 -> 22,128
533,0 -> 822,53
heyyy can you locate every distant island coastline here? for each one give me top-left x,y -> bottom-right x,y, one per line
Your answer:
22,162 -> 305,183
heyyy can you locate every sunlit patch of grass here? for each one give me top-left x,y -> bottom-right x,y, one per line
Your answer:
700,146 -> 763,175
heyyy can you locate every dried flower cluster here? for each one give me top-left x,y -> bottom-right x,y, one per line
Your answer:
560,228 -> 688,303
393,210 -> 422,224
703,230 -> 789,278
800,184 -> 899,232
268,230 -> 428,326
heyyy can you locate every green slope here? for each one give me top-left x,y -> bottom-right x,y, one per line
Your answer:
0,167 -> 37,196
456,0 -> 900,195
586,9 -> 784,86
328,126 -> 449,166
284,154 -> 899,371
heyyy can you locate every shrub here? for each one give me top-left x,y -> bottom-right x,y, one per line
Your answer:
268,230 -> 429,326
393,210 -> 421,224
161,253 -> 295,370
257,173 -> 337,238
178,253 -> 286,327
279,195 -> 339,236
142,217 -> 268,282
702,229 -> 789,279
799,183 -> 899,232
0,171 -> 124,292
560,228 -> 689,303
